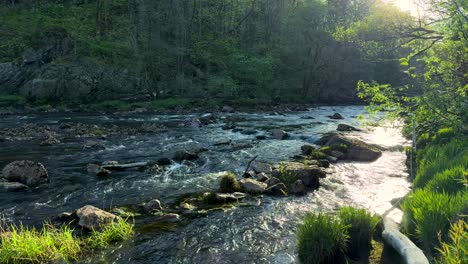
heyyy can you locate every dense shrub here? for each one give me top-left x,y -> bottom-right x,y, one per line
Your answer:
296,213 -> 349,264
401,189 -> 467,253
337,206 -> 379,254
219,172 -> 240,193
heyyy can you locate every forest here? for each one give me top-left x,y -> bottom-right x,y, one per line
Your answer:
0,0 -> 466,264
1,0 -> 411,107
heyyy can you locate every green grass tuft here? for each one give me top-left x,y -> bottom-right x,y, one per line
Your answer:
219,172 -> 240,193
0,224 -> 81,263
296,213 -> 349,264
87,219 -> 134,249
0,218 -> 134,263
337,206 -> 379,254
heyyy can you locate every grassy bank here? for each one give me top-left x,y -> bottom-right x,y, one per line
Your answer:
0,219 -> 133,263
399,128 -> 467,263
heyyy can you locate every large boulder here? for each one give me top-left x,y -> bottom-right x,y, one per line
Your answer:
317,134 -> 383,162
301,144 -> 316,155
76,205 -> 119,230
1,160 -> 49,187
239,179 -> 267,195
272,162 -> 325,190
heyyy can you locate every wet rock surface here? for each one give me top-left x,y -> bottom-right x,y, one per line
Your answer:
1,160 -> 48,187
75,205 -> 119,230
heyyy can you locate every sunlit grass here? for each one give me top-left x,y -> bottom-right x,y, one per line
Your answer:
87,219 -> 134,249
338,206 -> 379,254
0,224 -> 81,263
401,189 -> 467,253
0,219 -> 134,263
296,213 -> 349,264
425,166 -> 467,195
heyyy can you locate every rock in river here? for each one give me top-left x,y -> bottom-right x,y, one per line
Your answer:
337,124 -> 361,131
266,183 -> 288,196
328,113 -> 344,119
239,178 -> 267,195
76,205 -> 119,230
87,163 -> 111,176
1,160 -> 49,187
290,180 -> 306,195
144,199 -> 163,213
271,129 -> 289,140
318,134 -> 383,162
173,150 -> 199,161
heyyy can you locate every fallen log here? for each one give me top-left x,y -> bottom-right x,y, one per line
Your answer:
102,162 -> 148,170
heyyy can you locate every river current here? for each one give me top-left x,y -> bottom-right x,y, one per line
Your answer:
0,106 -> 411,263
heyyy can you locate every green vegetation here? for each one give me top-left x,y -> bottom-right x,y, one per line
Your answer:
296,213 -> 349,264
0,95 -> 27,106
436,219 -> 468,264
0,224 -> 81,263
0,0 -> 412,106
338,207 -> 379,254
87,218 -> 134,249
219,172 -> 240,193
0,220 -> 134,263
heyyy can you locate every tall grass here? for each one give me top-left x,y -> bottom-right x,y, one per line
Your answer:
0,225 -> 81,263
401,189 -> 467,253
425,166 -> 467,195
337,206 -> 379,254
413,138 -> 468,189
0,219 -> 134,263
296,213 -> 349,264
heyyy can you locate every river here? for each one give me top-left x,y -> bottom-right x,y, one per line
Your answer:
0,105 -> 411,263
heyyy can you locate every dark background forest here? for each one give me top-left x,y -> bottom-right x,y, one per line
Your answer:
0,0 -> 411,108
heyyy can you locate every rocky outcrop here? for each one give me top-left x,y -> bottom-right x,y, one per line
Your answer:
317,134 -> 383,162
290,180 -> 306,195
266,183 -> 288,196
273,162 -> 325,190
0,63 -> 25,95
1,160 -> 49,187
301,144 -> 316,155
75,205 -> 119,230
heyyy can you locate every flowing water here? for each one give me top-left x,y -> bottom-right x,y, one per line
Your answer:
0,106 -> 411,263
